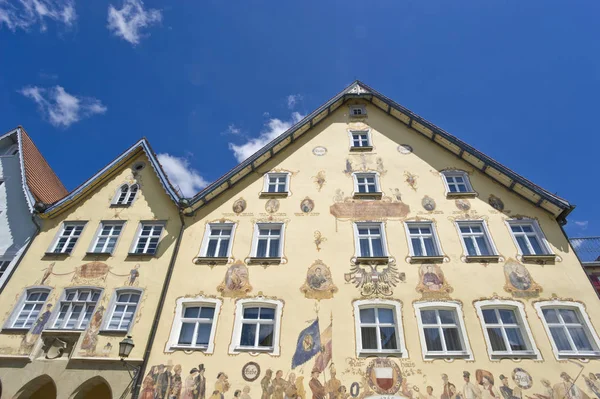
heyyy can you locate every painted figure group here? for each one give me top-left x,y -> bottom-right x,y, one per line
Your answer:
141,364 -> 232,399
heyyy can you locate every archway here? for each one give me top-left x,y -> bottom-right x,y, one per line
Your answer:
14,375 -> 57,399
71,376 -> 112,399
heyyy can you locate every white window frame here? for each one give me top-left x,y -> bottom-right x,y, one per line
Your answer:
506,219 -> 553,256
229,298 -> 283,355
534,300 -> 600,359
251,223 -> 285,258
348,129 -> 372,148
0,255 -> 16,288
199,222 -> 236,258
112,183 -> 139,206
130,222 -> 165,255
353,222 -> 389,258
88,221 -> 126,254
49,287 -> 102,331
48,222 -> 87,254
352,172 -> 381,194
414,301 -> 473,360
455,220 -> 498,257
404,221 -> 443,257
166,296 -> 222,353
441,171 -> 474,194
349,105 -> 367,117
474,299 -> 540,360
102,288 -> 143,333
262,172 -> 290,194
353,299 -> 407,358
3,287 -> 52,330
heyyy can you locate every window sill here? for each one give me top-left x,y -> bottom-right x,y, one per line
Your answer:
247,257 -> 282,265
233,346 -> 274,353
43,252 -> 71,258
169,345 -> 208,352
193,257 -> 229,265
356,256 -> 389,265
358,350 -> 403,357
446,192 -> 477,199
349,146 -> 373,152
557,352 -> 600,359
353,192 -> 383,200
424,352 -> 471,359
0,327 -> 29,333
259,192 -> 289,199
522,254 -> 556,264
490,352 -> 538,360
465,255 -> 500,263
99,329 -> 128,336
43,329 -> 83,336
127,252 -> 156,258
85,251 -> 113,257
410,255 -> 444,264
109,204 -> 131,208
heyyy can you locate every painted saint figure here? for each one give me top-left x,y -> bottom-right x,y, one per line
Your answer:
508,263 -> 532,291
308,267 -> 327,289
81,305 -> 105,353
128,264 -> 140,286
21,303 -> 53,350
423,265 -> 443,290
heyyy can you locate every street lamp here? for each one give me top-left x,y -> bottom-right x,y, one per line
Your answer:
119,335 -> 135,359
118,336 -> 140,399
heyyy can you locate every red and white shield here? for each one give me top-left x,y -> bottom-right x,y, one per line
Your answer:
375,367 -> 394,391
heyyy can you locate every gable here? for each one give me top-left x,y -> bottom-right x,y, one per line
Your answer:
186,82 -> 572,223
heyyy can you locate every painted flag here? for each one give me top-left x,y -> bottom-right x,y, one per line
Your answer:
292,319 -> 321,369
314,321 -> 332,372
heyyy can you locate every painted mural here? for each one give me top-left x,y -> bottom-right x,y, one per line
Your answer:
233,198 -> 248,214
313,171 -> 326,192
313,231 -> 327,252
217,261 -> 252,297
300,260 -> 338,300
405,171 -> 418,191
79,305 -> 105,355
416,264 -> 453,298
266,199 -> 280,214
300,198 -> 315,214
422,196 -> 436,211
19,303 -> 53,353
503,260 -> 542,297
488,195 -> 504,212
345,258 -> 402,297
455,199 -> 471,212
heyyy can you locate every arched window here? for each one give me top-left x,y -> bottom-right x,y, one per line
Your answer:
103,288 -> 142,332
112,184 -> 138,206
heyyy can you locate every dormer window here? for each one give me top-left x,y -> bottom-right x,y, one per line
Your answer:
353,172 -> 382,198
441,171 -> 475,197
113,184 -> 139,206
349,130 -> 372,151
350,105 -> 367,117
261,172 -> 290,197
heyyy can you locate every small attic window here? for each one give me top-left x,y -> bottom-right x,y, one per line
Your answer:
133,162 -> 146,172
349,105 -> 366,117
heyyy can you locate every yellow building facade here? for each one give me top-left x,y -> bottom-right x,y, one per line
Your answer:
139,82 -> 600,399
0,140 -> 182,398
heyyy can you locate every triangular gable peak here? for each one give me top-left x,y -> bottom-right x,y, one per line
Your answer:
187,80 -> 573,224
41,138 -> 181,218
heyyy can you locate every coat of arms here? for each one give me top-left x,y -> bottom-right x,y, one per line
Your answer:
366,358 -> 402,394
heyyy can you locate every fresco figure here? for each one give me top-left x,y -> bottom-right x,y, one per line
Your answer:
128,264 -> 140,286
301,198 -> 315,213
218,262 -> 252,297
183,368 -> 199,399
40,262 -> 55,285
141,366 -> 158,399
272,370 -> 286,399
235,391 -> 242,399
508,263 -> 532,291
449,384 -> 462,399
233,198 -> 247,214
195,364 -> 207,399
155,364 -> 172,399
326,365 -> 341,399
499,375 -> 518,399
525,379 -> 552,399
553,372 -> 589,399
584,374 -> 600,399
481,376 -> 501,399
337,386 -> 349,399
308,267 -> 327,289
241,386 -> 252,399
423,265 -> 443,290
81,305 -> 105,353
215,372 -> 230,399
169,364 -> 183,399
309,367 -> 327,399
463,372 -> 482,399
418,386 -> 435,399
21,303 -> 53,349
262,369 -> 274,399
286,373 -> 299,399
441,374 -> 451,399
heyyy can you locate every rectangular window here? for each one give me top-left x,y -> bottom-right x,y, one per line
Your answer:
420,308 -> 466,355
351,131 -> 371,148
443,171 -> 473,193
481,307 -> 531,355
91,222 -> 124,254
132,223 -> 164,255
542,307 -> 598,355
359,307 -> 398,352
253,223 -> 283,258
106,291 -> 141,331
50,222 -> 86,254
12,290 -> 50,329
355,223 -> 386,257
508,221 -> 550,255
0,259 -> 12,280
457,221 -> 494,256
203,224 -> 234,258
177,304 -> 216,348
265,173 -> 289,193
354,173 -> 379,194
239,306 -> 276,350
52,288 -> 101,330
407,222 -> 441,257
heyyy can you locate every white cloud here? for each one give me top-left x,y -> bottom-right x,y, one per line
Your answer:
287,94 -> 302,109
157,153 -> 208,197
573,220 -> 589,229
20,85 -> 107,128
0,0 -> 76,31
226,124 -> 241,135
228,112 -> 304,162
107,0 -> 161,45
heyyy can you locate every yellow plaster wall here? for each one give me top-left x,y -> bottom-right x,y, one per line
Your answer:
0,152 -> 181,398
144,102 -> 600,399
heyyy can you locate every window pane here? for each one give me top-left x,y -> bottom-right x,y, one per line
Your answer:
371,239 -> 384,257
421,310 -> 437,324
243,307 -> 259,319
200,307 -> 215,319
569,327 -> 594,351
184,307 -> 200,318
424,328 -> 443,351
550,327 -> 572,351
475,236 -> 491,255
259,308 -> 275,320
505,328 -> 527,351
423,238 -> 437,256
378,308 -> 394,324
380,327 -> 398,350
464,238 -> 477,256
482,309 -> 498,324
196,323 -> 212,346
516,236 -> 531,255
361,327 -> 378,349
543,309 -> 560,323
258,324 -> 274,347
218,239 -> 229,257
360,239 -> 371,257
528,236 -> 544,255
240,323 -> 257,346
412,238 -> 423,256
487,328 -> 507,351
439,310 -> 455,324
360,308 -> 376,323
443,328 -> 463,351
178,322 -> 195,345
256,239 -> 268,257
268,239 -> 280,257
499,309 -> 517,324
559,309 -> 579,324
207,240 -> 218,257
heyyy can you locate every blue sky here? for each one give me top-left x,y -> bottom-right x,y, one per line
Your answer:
1,1 -> 598,238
